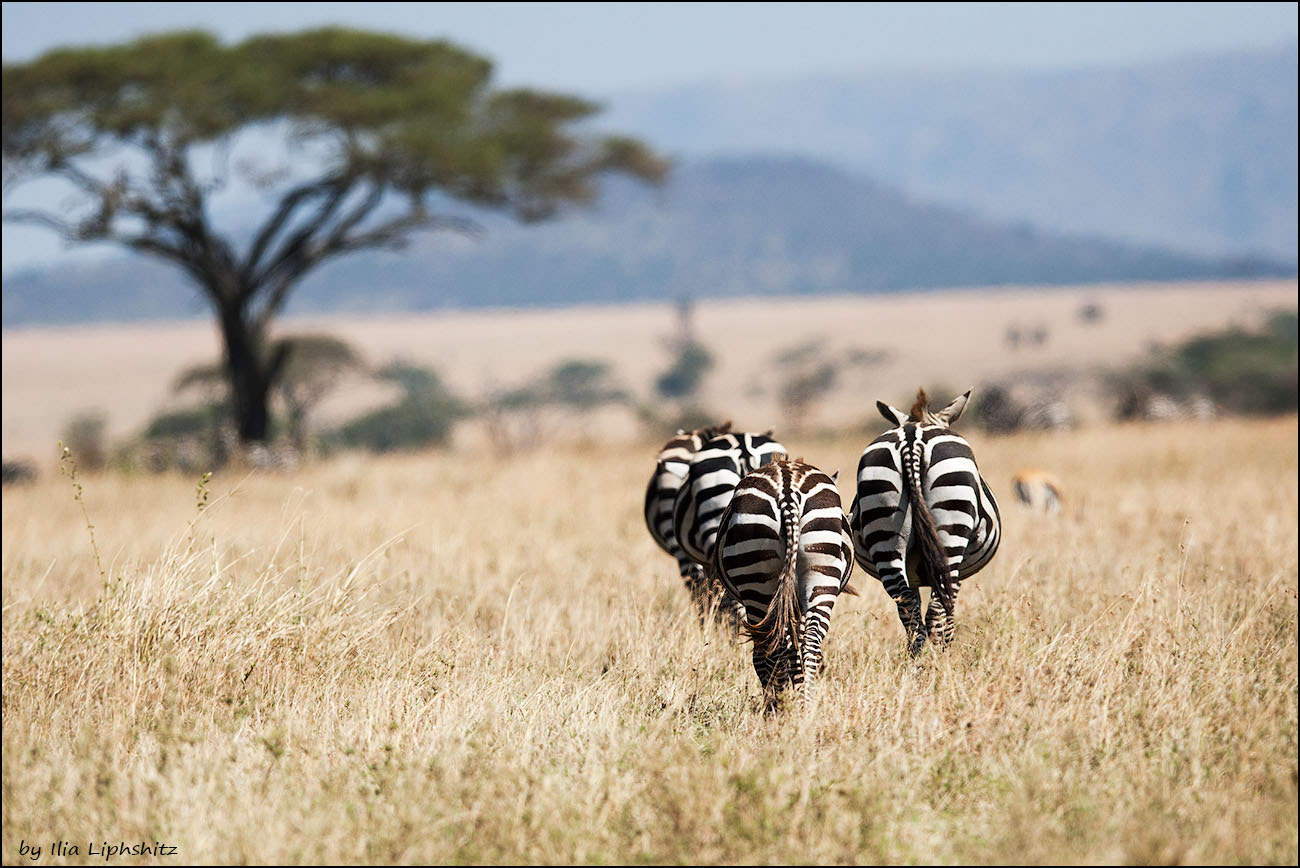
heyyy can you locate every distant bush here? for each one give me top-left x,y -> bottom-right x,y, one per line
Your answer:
114,401 -> 238,473
499,359 -> 629,411
1114,310 -> 1297,416
144,403 -> 228,440
274,334 -> 367,453
2,458 -> 38,486
60,411 -> 109,471
656,341 -> 714,400
1079,302 -> 1105,324
483,358 -> 631,455
327,362 -> 469,453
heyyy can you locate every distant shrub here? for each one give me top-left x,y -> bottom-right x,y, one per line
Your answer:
117,401 -> 239,473
1079,302 -> 1105,324
60,411 -> 109,471
655,340 -> 714,400
275,334 -> 366,453
1114,310 -> 1298,416
328,361 -> 469,453
145,403 -> 227,440
770,339 -> 843,433
483,358 -> 631,455
501,359 -> 629,411
2,459 -> 38,486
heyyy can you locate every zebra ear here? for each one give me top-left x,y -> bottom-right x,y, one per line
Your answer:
938,390 -> 972,425
830,469 -> 840,483
877,401 -> 908,426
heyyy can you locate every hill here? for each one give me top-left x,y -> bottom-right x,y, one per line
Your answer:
1,156 -> 1290,327
601,44 -> 1299,263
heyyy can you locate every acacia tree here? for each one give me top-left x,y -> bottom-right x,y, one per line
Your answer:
2,28 -> 667,443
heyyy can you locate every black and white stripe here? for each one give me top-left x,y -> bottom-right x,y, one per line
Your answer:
671,430 -> 788,624
713,457 -> 855,709
672,430 -> 787,569
644,422 -> 736,618
850,389 -> 1001,655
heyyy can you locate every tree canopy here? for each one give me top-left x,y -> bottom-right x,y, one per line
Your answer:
2,28 -> 669,444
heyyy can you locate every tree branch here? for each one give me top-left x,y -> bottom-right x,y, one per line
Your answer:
243,178 -> 355,290
250,180 -> 385,328
241,179 -> 339,285
2,208 -> 80,239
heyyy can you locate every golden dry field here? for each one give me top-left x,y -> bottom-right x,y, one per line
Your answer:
3,278 -> 1297,463
2,413 -> 1297,864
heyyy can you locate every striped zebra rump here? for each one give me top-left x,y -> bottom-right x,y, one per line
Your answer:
900,423 -> 956,617
672,430 -> 787,569
714,457 -> 855,709
644,422 -> 734,613
850,389 -> 1001,654
747,490 -> 803,661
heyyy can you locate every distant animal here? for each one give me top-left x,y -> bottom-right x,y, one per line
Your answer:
712,456 -> 855,710
1017,399 -> 1073,431
1117,387 -> 1217,422
644,421 -> 741,622
672,429 -> 788,624
1011,468 -> 1064,515
849,388 -> 1001,655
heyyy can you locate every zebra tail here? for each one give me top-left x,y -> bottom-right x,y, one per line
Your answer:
905,444 -> 955,618
748,498 -> 803,662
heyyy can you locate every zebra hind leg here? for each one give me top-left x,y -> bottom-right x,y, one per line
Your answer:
881,573 -> 926,656
924,577 -> 960,648
754,645 -> 787,715
798,609 -> 832,707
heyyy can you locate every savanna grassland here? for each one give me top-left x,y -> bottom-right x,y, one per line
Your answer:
2,415 -> 1296,864
4,279 -> 1296,460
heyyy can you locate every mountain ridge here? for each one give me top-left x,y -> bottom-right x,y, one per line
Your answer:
598,43 -> 1299,262
2,155 -> 1291,328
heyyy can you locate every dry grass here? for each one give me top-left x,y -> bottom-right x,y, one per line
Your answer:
3,415 -> 1296,864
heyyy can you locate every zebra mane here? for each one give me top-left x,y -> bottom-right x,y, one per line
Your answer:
701,420 -> 733,439
908,388 -> 930,422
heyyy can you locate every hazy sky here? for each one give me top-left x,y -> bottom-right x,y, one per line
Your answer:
3,2 -> 1297,94
2,2 -> 1296,275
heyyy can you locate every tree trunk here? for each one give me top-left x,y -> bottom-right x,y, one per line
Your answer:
218,304 -> 273,444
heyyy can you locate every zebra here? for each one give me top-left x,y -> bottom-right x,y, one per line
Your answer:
673,430 -> 788,571
849,388 -> 1001,655
1017,399 -> 1073,432
1012,468 -> 1064,515
1117,386 -> 1217,422
644,421 -> 738,620
672,429 -> 788,624
712,456 -> 856,710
